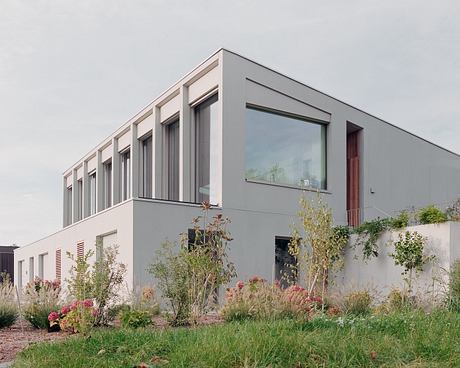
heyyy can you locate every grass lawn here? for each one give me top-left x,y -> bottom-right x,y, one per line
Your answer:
13,310 -> 460,367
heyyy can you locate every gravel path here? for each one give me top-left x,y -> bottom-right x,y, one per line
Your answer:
0,320 -> 67,363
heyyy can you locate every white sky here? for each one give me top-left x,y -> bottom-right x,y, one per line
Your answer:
1,0 -> 459,246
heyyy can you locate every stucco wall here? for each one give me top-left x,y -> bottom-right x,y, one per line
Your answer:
14,201 -> 134,290
333,222 -> 460,297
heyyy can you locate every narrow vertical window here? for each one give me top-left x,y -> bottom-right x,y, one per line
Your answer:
65,185 -> 72,226
38,253 -> 47,280
103,160 -> 112,209
18,260 -> 23,289
140,136 -> 152,198
120,149 -> 131,201
166,120 -> 180,201
194,94 -> 218,203
29,256 -> 34,282
88,171 -> 97,215
76,179 -> 83,221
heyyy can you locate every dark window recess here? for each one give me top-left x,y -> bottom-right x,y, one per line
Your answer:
275,237 -> 297,289
0,246 -> 18,283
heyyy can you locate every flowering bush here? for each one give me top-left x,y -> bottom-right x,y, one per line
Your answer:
221,277 -> 322,321
23,278 -> 61,329
0,274 -> 18,329
49,299 -> 97,335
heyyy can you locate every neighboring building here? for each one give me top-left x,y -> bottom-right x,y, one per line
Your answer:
1,245 -> 18,283
14,49 -> 460,291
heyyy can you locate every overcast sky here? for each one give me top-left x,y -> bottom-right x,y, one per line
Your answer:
1,0 -> 459,246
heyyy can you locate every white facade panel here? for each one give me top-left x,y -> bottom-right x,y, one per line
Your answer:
101,144 -> 112,162
188,66 -> 219,104
160,93 -> 180,123
118,130 -> 131,152
137,114 -> 154,139
87,155 -> 97,173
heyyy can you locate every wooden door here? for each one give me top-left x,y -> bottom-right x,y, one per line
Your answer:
347,131 -> 360,226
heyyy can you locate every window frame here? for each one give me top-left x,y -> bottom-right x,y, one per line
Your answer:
88,170 -> 97,216
102,159 -> 112,209
245,104 -> 328,192
139,134 -> 153,198
120,148 -> 131,201
163,116 -> 180,201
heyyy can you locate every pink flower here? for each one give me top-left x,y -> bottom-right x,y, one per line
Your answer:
236,281 -> 244,290
70,301 -> 79,310
48,311 -> 59,322
83,299 -> 93,308
61,305 -> 71,315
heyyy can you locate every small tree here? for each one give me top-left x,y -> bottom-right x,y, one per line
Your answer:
391,231 -> 433,294
149,203 -> 236,325
66,242 -> 127,325
289,193 -> 348,305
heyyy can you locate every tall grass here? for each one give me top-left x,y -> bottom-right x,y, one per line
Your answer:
15,310 -> 460,367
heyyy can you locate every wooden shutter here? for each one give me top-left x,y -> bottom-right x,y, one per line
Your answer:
55,249 -> 62,281
77,242 -> 84,260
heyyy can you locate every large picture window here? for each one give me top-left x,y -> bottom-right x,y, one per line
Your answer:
88,171 -> 96,215
245,107 -> 326,190
103,160 -> 112,209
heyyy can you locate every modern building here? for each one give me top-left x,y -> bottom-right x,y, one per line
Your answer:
14,49 -> 460,291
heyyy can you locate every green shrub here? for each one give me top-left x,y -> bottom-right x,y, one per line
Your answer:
448,260 -> 460,311
343,290 -> 372,316
0,274 -> 18,329
23,278 -> 61,329
221,278 -> 322,322
418,205 -> 447,224
353,218 -> 391,259
390,211 -> 410,229
119,309 -> 152,329
66,242 -> 127,326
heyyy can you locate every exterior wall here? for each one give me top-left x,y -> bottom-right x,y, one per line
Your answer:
334,222 -> 460,296
220,50 -> 460,225
14,201 -> 134,289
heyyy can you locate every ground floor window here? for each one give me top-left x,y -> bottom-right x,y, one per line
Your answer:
275,237 -> 297,289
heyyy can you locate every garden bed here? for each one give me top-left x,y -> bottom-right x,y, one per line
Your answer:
13,311 -> 460,367
0,320 -> 67,363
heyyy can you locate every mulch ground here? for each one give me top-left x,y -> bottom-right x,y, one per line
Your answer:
0,320 -> 68,363
0,314 -> 224,363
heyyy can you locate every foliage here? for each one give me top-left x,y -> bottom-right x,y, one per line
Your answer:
448,260 -> 460,311
119,309 -> 152,329
16,311 -> 460,367
49,299 -> 97,335
23,278 -> 61,329
342,290 -> 372,316
221,277 -> 321,322
149,204 -> 236,326
446,199 -> 460,221
289,193 -> 348,303
0,273 -> 18,329
391,231 -> 433,292
353,218 -> 391,259
149,241 -> 190,326
118,286 -> 160,329
390,211 -> 410,229
67,242 -> 127,326
418,205 -> 447,224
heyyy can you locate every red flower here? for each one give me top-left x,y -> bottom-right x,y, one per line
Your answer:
48,311 -> 59,322
61,305 -> 71,315
236,281 -> 244,290
83,299 -> 93,308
